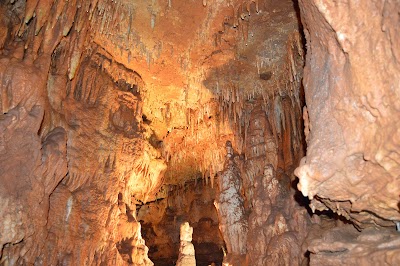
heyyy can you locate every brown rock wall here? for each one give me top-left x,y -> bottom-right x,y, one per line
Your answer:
296,0 -> 400,227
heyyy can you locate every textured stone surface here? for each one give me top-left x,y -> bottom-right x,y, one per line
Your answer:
247,165 -> 311,266
0,0 -> 308,264
215,141 -> 248,263
308,225 -> 400,265
0,1 -> 162,264
176,222 -> 196,266
2,0 -> 399,265
295,0 -> 400,228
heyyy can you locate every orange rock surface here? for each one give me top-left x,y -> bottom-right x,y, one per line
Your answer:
0,0 -> 399,265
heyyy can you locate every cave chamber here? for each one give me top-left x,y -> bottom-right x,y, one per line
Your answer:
0,0 -> 399,265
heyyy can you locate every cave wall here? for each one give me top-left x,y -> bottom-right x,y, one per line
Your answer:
296,0 -> 400,227
0,1 -> 163,264
295,0 -> 400,264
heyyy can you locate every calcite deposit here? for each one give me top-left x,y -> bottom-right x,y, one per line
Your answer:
295,0 -> 400,228
214,141 -> 248,265
0,0 -> 399,265
176,222 -> 196,266
138,179 -> 224,266
247,164 -> 311,265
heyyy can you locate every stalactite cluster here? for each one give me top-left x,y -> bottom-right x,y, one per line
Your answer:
1,0 -> 399,265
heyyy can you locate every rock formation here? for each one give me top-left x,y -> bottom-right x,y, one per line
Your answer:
293,0 -> 400,263
0,0 -> 399,265
307,224 -> 400,265
247,165 -> 311,265
176,222 -> 196,266
295,0 -> 400,228
214,141 -> 248,265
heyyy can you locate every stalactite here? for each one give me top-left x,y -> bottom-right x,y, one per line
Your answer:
35,0 -> 53,35
61,4 -> 76,36
68,49 -> 82,80
24,0 -> 40,24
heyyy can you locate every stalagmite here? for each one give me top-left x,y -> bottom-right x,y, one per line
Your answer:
214,141 -> 248,265
176,222 -> 196,266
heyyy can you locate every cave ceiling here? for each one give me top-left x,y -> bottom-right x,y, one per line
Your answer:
0,0 -> 304,202
2,0 -> 302,186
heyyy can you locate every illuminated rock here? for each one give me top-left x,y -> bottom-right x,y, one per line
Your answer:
215,141 -> 248,264
176,222 -> 196,266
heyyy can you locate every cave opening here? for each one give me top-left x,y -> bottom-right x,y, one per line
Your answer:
1,0 -> 399,265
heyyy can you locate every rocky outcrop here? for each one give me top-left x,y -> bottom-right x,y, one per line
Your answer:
294,0 -> 400,264
0,1 -> 163,264
0,105 -> 68,263
247,165 -> 311,266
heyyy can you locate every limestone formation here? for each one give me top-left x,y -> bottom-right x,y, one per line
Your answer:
246,164 -> 311,266
214,141 -> 248,264
295,0 -> 400,228
176,222 -> 196,266
138,179 -> 224,265
0,0 -> 399,265
308,224 -> 400,265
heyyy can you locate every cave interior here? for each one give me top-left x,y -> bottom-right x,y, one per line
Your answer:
0,0 -> 400,265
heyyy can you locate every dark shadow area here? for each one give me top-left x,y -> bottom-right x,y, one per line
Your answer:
314,209 -> 353,225
193,241 -> 224,266
292,177 -> 354,225
291,0 -> 307,50
302,250 -> 311,265
116,237 -> 135,264
139,179 -> 224,266
292,178 -> 311,212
